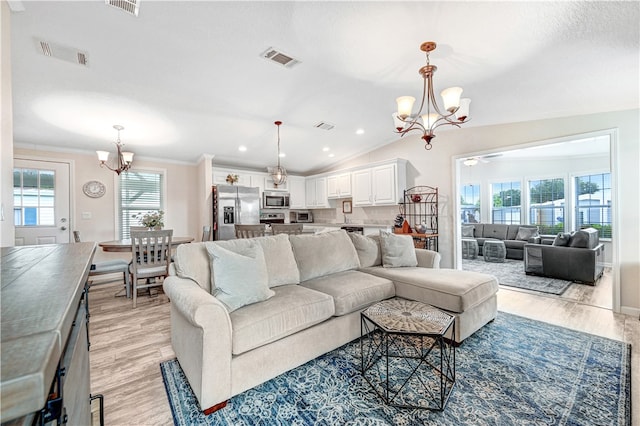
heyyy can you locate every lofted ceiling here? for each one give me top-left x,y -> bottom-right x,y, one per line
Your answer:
9,1 -> 639,174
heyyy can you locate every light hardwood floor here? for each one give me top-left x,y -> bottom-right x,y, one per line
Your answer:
89,272 -> 638,425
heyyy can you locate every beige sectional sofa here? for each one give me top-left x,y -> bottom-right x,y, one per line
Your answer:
163,230 -> 498,413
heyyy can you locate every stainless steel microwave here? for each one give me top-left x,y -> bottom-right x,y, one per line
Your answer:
263,191 -> 290,209
290,210 -> 313,223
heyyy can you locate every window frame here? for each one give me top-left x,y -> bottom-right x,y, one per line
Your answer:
460,182 -> 481,223
115,167 -> 167,239
489,178 -> 522,225
572,169 -> 612,240
527,175 -> 566,235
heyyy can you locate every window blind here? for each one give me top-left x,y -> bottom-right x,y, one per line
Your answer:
119,171 -> 164,239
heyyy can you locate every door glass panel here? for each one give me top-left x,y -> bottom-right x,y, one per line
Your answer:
13,168 -> 57,226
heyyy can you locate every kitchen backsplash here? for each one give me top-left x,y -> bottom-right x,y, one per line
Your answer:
310,203 -> 399,225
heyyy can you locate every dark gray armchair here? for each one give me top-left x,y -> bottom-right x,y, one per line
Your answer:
524,228 -> 605,284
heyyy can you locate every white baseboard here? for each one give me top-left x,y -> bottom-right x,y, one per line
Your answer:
619,305 -> 640,318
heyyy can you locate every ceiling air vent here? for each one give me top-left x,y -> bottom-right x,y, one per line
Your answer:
261,47 -> 301,68
314,122 -> 335,131
38,40 -> 89,67
105,0 -> 140,17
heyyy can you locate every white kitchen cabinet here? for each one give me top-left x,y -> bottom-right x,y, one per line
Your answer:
352,160 -> 406,207
288,176 -> 306,209
305,176 -> 328,208
213,169 -> 252,186
264,175 -> 289,191
327,172 -> 352,198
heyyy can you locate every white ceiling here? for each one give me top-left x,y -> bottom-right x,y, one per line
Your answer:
9,1 -> 639,174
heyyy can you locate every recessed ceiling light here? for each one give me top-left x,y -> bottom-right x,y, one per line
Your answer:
356,129 -> 365,135
328,153 -> 335,158
279,153 -> 286,158
322,147 -> 330,152
238,146 -> 247,152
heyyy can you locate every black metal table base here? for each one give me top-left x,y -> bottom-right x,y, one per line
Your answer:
360,315 -> 455,410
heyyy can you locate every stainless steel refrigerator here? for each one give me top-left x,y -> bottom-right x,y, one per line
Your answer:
213,185 -> 261,240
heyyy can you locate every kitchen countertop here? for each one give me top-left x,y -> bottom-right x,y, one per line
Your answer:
1,243 -> 95,422
303,223 -> 392,228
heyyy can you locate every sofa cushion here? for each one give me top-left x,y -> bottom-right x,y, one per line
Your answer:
553,232 -> 572,246
348,233 -> 382,267
461,225 -> 475,238
361,267 -> 498,313
515,226 -> 539,241
482,224 -> 508,240
212,234 -> 300,288
174,242 -> 212,292
207,242 -> 274,312
569,228 -> 599,248
289,230 -> 360,282
300,270 -> 395,316
229,285 -> 334,355
379,231 -> 418,268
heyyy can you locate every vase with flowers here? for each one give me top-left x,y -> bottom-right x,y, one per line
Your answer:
226,174 -> 239,185
133,210 -> 165,230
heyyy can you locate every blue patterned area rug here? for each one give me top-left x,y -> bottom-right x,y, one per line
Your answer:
462,257 -> 572,295
160,312 -> 631,425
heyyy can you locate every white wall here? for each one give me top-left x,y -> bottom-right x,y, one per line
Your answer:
332,109 -> 640,314
1,1 -> 15,247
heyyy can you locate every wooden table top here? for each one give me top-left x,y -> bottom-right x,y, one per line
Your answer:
1,242 -> 96,422
99,236 -> 194,252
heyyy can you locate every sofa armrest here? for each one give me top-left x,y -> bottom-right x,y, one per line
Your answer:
415,249 -> 440,269
163,276 -> 233,411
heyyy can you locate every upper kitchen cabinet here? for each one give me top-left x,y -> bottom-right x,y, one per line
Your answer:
264,176 -> 289,191
305,176 -> 329,208
352,159 -> 407,207
327,172 -> 352,199
213,169 -> 252,186
288,176 -> 306,209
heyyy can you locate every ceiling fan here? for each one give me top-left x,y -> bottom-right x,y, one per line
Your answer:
463,153 -> 503,166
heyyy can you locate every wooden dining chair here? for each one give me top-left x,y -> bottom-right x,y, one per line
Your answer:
130,229 -> 173,308
234,224 -> 266,239
202,225 -> 212,241
74,231 -> 131,298
270,223 -> 304,235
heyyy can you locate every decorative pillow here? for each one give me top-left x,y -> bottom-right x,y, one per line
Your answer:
206,242 -> 274,312
515,226 -> 539,241
348,233 -> 382,267
552,232 -> 572,246
461,225 -> 475,238
568,231 -> 590,248
379,231 -> 418,268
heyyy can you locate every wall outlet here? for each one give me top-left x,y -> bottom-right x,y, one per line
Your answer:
82,212 -> 92,220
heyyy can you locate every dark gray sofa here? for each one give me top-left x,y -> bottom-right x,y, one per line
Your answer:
523,228 -> 605,284
461,223 -> 540,260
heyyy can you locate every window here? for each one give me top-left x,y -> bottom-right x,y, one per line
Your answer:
528,177 -> 565,234
491,181 -> 521,224
575,172 -> 611,238
460,184 -> 481,223
119,170 -> 164,239
13,168 -> 55,226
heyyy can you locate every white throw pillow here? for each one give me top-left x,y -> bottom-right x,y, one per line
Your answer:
348,232 -> 382,267
206,242 -> 274,312
379,230 -> 418,268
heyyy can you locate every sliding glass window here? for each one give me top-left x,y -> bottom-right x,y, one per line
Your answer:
491,181 -> 521,224
575,173 -> 611,239
529,177 -> 565,234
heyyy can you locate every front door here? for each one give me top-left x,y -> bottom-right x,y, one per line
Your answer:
14,159 -> 71,245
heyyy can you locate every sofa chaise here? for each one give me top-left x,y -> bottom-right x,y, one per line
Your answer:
163,230 -> 498,413
461,223 -> 540,260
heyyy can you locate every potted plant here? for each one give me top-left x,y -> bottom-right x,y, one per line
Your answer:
133,210 -> 165,230
226,174 -> 239,185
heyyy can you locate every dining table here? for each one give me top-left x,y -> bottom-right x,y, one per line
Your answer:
98,236 -> 194,252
